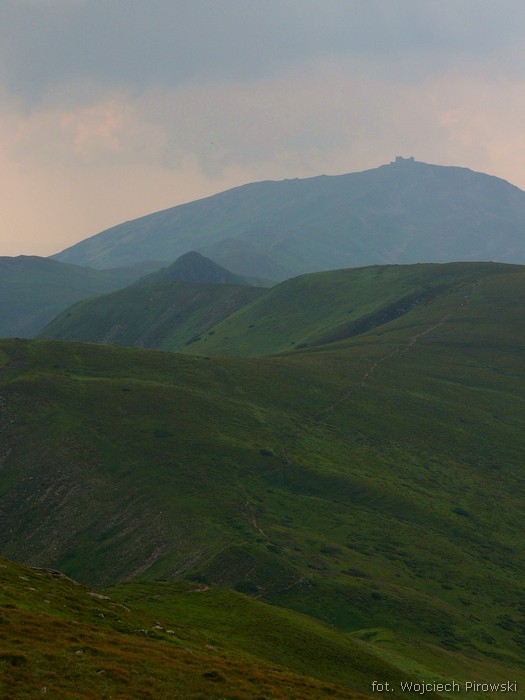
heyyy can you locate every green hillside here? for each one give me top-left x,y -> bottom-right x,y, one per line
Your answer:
52,159 -> 525,277
2,556 -> 522,699
186,262 -> 518,356
40,262 -> 518,359
38,280 -> 265,351
0,255 -> 161,339
1,261 -> 525,694
0,556 -> 380,699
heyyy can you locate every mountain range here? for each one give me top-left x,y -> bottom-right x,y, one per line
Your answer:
4,158 -> 525,343
2,159 -> 525,698
52,158 -> 525,279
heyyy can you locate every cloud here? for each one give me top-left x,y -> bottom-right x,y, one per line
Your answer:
2,1 -> 525,257
4,95 -> 166,167
120,57 -> 525,185
2,1 -> 525,107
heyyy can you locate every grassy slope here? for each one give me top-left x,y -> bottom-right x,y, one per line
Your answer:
185,262 -> 520,356
109,582 -> 525,700
1,262 -> 524,694
2,556 -> 521,699
38,281 -> 265,351
0,256 -> 157,339
0,556 -> 375,699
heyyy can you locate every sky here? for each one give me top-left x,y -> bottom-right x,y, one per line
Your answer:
2,0 -> 525,257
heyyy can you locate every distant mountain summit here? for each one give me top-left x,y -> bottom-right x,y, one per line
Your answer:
52,160 -> 525,279
134,251 -> 247,286
38,252 -> 268,350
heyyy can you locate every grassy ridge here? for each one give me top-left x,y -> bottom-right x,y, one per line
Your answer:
39,262 -> 521,358
110,581 -> 525,699
39,281 -> 265,351
186,262 -> 521,356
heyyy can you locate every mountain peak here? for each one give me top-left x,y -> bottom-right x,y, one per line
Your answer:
177,250 -> 206,261
134,250 -> 246,286
52,160 -> 525,276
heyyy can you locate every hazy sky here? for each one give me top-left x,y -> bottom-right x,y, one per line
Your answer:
2,0 -> 525,257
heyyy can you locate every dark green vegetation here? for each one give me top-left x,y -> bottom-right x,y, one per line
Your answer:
39,280 -> 265,351
0,256 -> 161,339
53,158 -> 525,277
2,262 -> 525,696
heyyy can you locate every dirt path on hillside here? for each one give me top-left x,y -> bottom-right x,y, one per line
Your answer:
281,281 -> 477,466
241,499 -> 270,542
241,282 -> 477,546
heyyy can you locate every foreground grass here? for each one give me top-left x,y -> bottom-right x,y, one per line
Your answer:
2,557 -> 522,699
0,556 -> 412,699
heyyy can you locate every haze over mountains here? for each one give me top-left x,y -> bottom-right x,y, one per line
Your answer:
0,256 -> 159,338
3,158 -> 525,342
53,158 -> 525,280
0,251 -> 257,341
